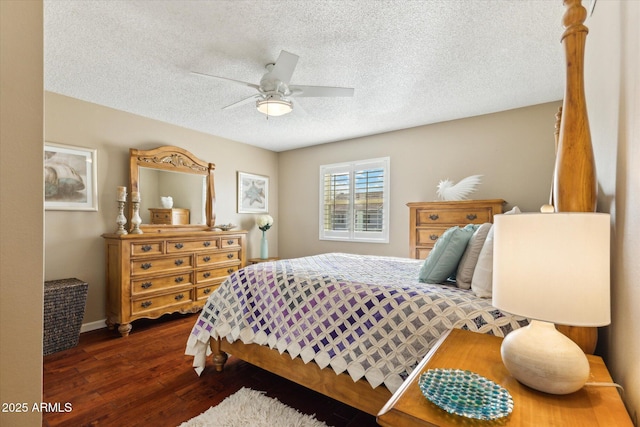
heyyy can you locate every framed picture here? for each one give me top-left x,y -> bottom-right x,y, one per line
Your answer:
44,142 -> 98,211
237,171 -> 269,213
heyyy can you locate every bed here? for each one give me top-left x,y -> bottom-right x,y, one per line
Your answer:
186,253 -> 528,412
185,0 -> 598,416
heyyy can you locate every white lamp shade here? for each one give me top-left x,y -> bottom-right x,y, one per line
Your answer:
492,212 -> 610,326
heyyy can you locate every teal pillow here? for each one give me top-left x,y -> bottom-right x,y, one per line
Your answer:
419,224 -> 476,283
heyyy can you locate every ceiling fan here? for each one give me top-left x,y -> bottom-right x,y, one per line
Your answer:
191,50 -> 354,117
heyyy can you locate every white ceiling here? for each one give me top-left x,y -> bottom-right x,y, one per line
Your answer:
44,1 -> 570,152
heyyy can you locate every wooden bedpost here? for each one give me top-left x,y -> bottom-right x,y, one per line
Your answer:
209,338 -> 228,372
553,0 -> 599,354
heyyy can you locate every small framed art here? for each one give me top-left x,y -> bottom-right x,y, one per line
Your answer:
237,171 -> 269,213
44,142 -> 98,211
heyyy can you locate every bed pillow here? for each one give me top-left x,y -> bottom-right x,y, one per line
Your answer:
455,223 -> 492,289
471,206 -> 521,297
419,224 -> 476,284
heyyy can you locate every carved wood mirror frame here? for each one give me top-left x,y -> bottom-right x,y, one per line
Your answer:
129,146 -> 215,231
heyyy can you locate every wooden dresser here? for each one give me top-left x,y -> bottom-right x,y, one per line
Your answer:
407,199 -> 505,259
148,208 -> 190,225
102,230 -> 246,336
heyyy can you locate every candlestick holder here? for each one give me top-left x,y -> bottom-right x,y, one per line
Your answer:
130,200 -> 143,234
115,201 -> 128,235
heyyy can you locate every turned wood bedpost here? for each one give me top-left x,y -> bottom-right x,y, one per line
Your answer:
554,0 -> 597,212
209,338 -> 228,372
554,0 -> 599,354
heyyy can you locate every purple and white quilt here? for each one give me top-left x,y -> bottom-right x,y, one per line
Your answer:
185,253 -> 527,393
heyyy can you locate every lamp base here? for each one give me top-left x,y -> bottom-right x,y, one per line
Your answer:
501,320 -> 590,394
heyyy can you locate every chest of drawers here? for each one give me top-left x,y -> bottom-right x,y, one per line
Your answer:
102,230 -> 246,336
148,208 -> 190,225
407,199 -> 504,259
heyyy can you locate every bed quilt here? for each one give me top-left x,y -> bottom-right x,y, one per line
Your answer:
185,253 -> 528,393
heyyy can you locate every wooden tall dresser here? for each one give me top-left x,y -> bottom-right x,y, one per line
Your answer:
102,230 -> 246,336
407,199 -> 505,259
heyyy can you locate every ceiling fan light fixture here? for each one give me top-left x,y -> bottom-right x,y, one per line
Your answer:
256,95 -> 293,116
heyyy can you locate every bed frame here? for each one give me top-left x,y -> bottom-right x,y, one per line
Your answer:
209,0 -> 598,415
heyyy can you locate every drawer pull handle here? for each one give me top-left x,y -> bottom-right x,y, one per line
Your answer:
141,282 -> 152,289
467,213 -> 478,220
203,272 -> 211,278
203,256 -> 211,262
175,276 -> 184,283
429,214 -> 439,221
175,259 -> 184,266
430,234 -> 439,241
174,243 -> 184,249
227,268 -> 234,274
141,301 -> 152,308
203,241 -> 211,247
175,294 -> 184,301
204,288 -> 212,295
141,245 -> 152,252
227,240 -> 235,245
227,253 -> 234,259
141,263 -> 152,270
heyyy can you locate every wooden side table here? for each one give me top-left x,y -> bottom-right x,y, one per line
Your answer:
377,328 -> 633,426
247,257 -> 280,265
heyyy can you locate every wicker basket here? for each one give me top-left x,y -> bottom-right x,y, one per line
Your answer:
43,278 -> 88,356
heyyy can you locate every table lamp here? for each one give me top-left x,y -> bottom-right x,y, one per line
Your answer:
492,212 -> 610,394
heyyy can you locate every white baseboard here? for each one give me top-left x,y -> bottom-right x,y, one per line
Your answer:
81,319 -> 107,333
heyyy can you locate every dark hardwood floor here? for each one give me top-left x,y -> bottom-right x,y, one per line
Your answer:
43,313 -> 378,427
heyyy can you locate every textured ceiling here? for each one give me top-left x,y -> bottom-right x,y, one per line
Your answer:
44,1 -> 571,152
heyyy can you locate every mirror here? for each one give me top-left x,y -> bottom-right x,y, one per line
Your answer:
129,146 -> 215,230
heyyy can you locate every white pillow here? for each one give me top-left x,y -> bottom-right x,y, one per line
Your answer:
471,206 -> 521,298
471,226 -> 495,297
456,223 -> 492,289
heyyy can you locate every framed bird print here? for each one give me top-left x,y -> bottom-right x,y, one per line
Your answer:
237,171 -> 269,213
44,142 -> 98,211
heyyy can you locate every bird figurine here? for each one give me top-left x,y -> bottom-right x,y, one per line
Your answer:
436,175 -> 482,201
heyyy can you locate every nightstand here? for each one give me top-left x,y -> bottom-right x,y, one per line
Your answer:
247,257 -> 280,265
377,328 -> 633,426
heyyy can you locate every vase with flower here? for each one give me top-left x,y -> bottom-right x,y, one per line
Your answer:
256,214 -> 274,259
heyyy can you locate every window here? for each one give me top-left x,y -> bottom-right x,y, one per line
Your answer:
319,157 -> 390,243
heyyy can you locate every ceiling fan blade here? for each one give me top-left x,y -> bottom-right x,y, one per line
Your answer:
289,85 -> 355,97
222,94 -> 261,110
191,71 -> 260,90
269,50 -> 299,84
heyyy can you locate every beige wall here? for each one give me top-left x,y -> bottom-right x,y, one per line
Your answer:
44,92 -> 279,325
278,102 -> 561,259
586,1 -> 639,421
0,1 -> 44,426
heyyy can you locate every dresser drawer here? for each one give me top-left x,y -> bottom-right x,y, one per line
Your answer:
416,248 -> 432,259
131,272 -> 193,295
221,237 -> 241,248
196,265 -> 239,284
196,284 -> 220,301
196,250 -> 240,266
151,211 -> 172,224
166,239 -> 219,253
416,208 -> 492,225
131,289 -> 193,315
130,242 -> 164,257
416,227 -> 450,246
130,255 -> 193,276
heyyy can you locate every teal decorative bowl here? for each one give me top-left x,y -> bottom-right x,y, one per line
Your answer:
418,369 -> 513,420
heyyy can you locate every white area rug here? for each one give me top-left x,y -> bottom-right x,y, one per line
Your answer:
178,387 -> 331,427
